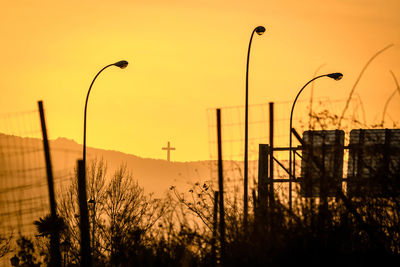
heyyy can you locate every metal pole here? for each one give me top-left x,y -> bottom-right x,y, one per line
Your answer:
83,61 -> 128,183
319,133 -> 327,232
92,201 -> 95,257
212,191 -> 219,267
83,62 -> 128,256
244,26 -> 266,228
269,102 -> 274,207
83,64 -> 115,177
257,144 -> 268,219
217,109 -> 225,263
244,29 -> 257,229
38,101 -> 61,267
289,74 -> 330,211
252,189 -> 257,217
77,159 -> 92,267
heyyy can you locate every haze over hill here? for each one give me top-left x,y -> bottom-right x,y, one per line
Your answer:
1,133 -> 258,198
0,132 -> 254,265
51,136 -> 215,196
0,130 -> 258,244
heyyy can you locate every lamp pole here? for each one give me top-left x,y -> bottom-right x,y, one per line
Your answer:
83,60 -> 128,172
88,198 -> 96,256
244,26 -> 265,228
288,72 -> 343,211
82,60 -> 128,254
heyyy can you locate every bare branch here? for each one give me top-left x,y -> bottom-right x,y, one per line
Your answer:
338,44 -> 394,127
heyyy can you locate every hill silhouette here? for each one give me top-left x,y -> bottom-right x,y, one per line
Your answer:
1,133 -> 246,197
53,137 -> 216,196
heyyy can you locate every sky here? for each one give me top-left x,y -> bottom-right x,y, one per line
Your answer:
1,0 -> 399,162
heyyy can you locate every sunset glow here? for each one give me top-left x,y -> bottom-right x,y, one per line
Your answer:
1,0 -> 399,161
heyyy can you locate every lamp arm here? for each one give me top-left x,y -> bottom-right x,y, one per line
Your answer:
246,28 -> 257,93
83,63 -> 114,167
289,74 -> 327,133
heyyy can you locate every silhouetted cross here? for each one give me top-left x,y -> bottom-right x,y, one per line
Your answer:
162,141 -> 175,162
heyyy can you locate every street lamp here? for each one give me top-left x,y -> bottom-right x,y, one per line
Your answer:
288,72 -> 343,210
88,198 -> 96,254
83,60 -> 128,172
244,26 -> 266,227
82,60 -> 128,256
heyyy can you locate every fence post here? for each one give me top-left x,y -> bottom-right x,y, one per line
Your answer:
269,102 -> 274,208
77,159 -> 92,267
212,191 -> 219,267
38,101 -> 61,267
216,109 -> 225,264
257,144 -> 269,229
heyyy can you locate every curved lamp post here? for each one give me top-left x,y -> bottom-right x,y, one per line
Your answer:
244,26 -> 266,226
82,60 -> 128,255
288,72 -> 343,211
83,60 -> 128,171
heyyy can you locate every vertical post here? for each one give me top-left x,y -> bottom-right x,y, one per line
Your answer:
92,201 -> 96,257
252,189 -> 257,217
212,191 -> 219,267
244,31 -> 256,232
244,100 -> 249,231
77,159 -> 92,267
269,102 -> 274,207
257,144 -> 269,220
356,130 -> 365,197
319,132 -> 327,232
289,128 -> 293,212
216,109 -> 225,263
38,101 -> 61,267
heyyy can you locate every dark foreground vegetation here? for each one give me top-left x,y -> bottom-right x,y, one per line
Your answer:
3,157 -> 399,267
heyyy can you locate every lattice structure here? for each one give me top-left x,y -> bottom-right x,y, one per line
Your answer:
0,109 -> 80,266
0,110 -> 49,265
0,111 -> 48,238
207,97 -> 369,207
207,100 -> 324,198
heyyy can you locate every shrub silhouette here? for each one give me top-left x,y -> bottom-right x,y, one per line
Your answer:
32,132 -> 399,266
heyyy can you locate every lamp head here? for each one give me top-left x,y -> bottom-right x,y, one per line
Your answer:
113,60 -> 129,69
327,72 -> 343,81
255,26 -> 266,35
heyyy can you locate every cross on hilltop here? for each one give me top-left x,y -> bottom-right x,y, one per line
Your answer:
162,141 -> 175,162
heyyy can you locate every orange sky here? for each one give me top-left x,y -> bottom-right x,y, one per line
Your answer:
1,0 -> 399,161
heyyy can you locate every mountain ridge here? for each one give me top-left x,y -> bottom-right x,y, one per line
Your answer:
0,133 -> 217,197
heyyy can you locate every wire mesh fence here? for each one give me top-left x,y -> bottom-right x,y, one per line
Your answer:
0,110 -> 49,265
0,108 -> 81,266
206,97 -> 375,208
